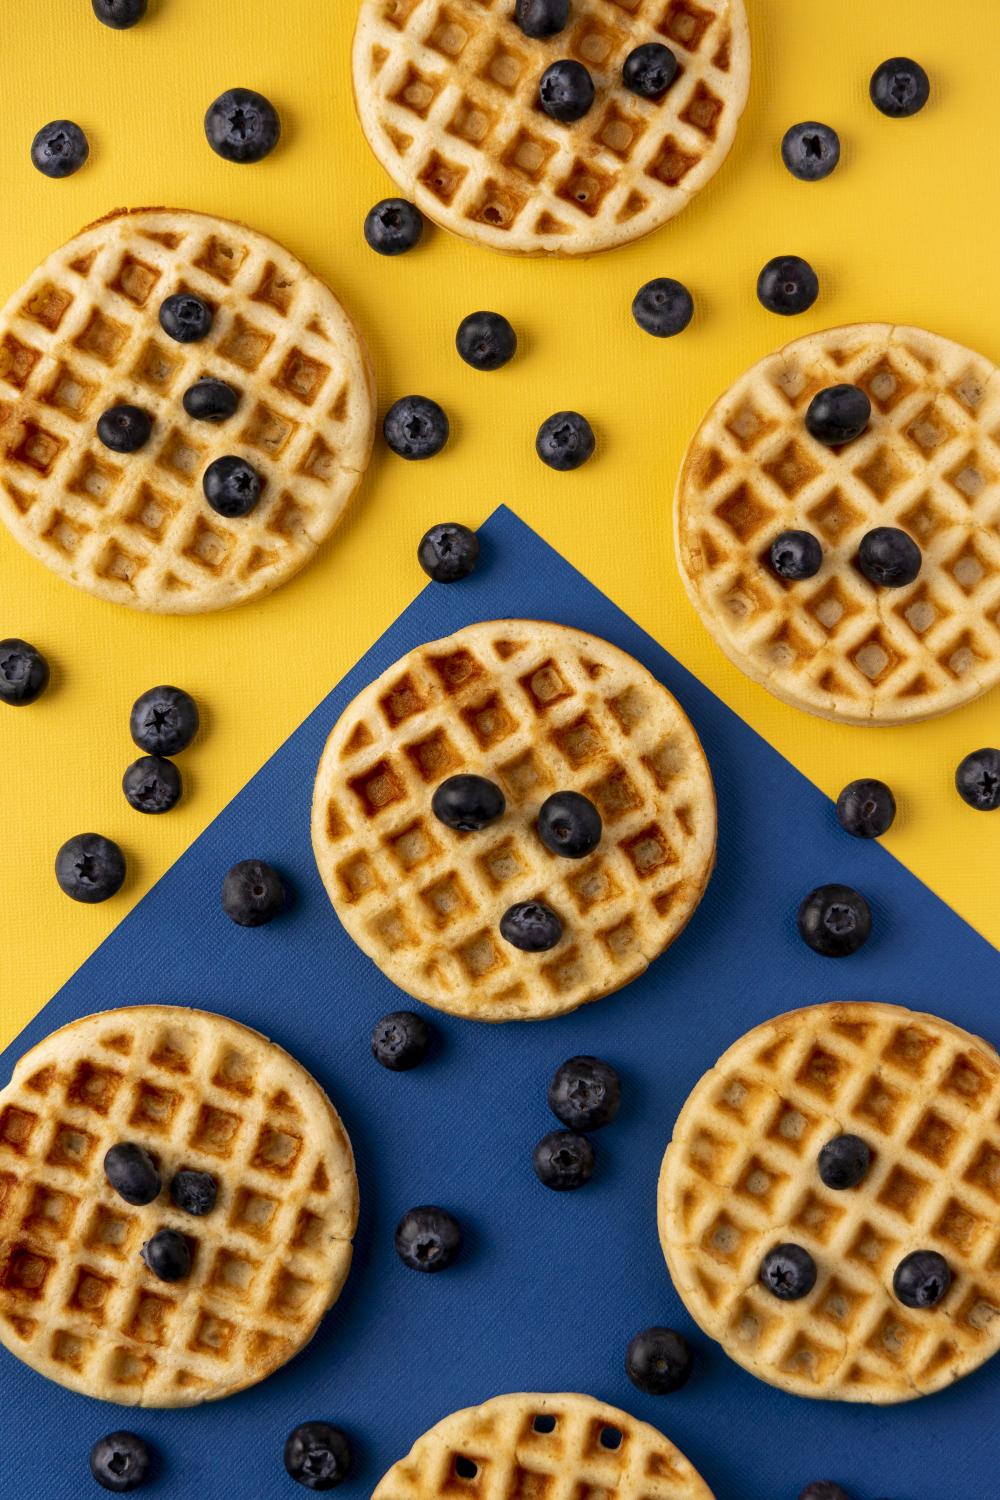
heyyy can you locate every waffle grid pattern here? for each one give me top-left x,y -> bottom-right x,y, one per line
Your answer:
352,0 -> 750,254
0,1006 -> 358,1406
658,1002 -> 1000,1402
0,209 -> 374,612
372,1391 -> 715,1499
675,324 -> 1000,723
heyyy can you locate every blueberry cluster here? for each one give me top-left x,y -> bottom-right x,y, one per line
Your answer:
533,1054 -> 621,1191
103,1141 -> 217,1287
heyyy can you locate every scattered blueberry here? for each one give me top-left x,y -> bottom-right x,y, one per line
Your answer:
805,384 -> 871,445
203,455 -> 262,517
539,60 -> 595,123
622,43 -> 678,99
955,748 -> 1000,811
781,122 -> 841,181
97,404 -> 152,454
383,395 -> 449,459
537,791 -> 602,859
870,57 -> 930,118
182,378 -> 239,422
364,197 -> 424,255
130,685 -> 199,755
456,310 -> 517,371
770,530 -> 823,581
625,1327 -> 693,1394
817,1134 -> 871,1190
89,1432 -> 153,1493
55,833 -> 126,903
432,774 -> 505,831
221,859 -> 286,926
30,120 -> 89,178
631,278 -> 693,338
857,526 -> 921,587
204,87 -> 281,163
893,1249 -> 951,1309
500,900 -> 563,952
418,522 -> 480,582
836,778 -> 896,838
0,638 -> 49,706
92,0 -> 147,27
548,1056 -> 620,1131
122,756 -> 182,814
170,1169 -> 217,1217
533,1128 -> 595,1190
284,1423 -> 353,1491
798,1486 -> 852,1500
536,411 -> 595,471
140,1227 -> 191,1283
759,1242 -> 817,1300
514,0 -> 568,39
395,1205 -> 463,1272
159,292 -> 213,344
371,1011 -> 433,1071
798,884 -> 871,958
757,255 -> 819,315
103,1143 -> 161,1206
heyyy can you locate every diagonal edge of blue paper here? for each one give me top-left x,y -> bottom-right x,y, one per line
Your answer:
2,504 -> 998,1500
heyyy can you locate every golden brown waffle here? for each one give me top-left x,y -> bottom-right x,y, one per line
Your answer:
311,620 -> 716,1021
372,1392 -> 715,1499
658,1002 -> 1000,1402
0,208 -> 374,612
351,0 -> 749,255
675,323 -> 1000,723
0,1006 -> 358,1406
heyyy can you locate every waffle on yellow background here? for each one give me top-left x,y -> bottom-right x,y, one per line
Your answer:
0,0 -> 998,1047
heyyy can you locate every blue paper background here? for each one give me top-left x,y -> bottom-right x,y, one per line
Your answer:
2,506 -> 998,1500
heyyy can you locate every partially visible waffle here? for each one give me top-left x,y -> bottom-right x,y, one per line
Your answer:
675,324 -> 1000,723
312,620 -> 716,1021
0,1006 -> 358,1406
372,1392 -> 715,1499
0,208 -> 375,612
658,1002 -> 1000,1402
351,0 -> 750,255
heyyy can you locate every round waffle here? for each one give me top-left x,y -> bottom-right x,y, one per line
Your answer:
372,1392 -> 715,1499
0,1005 -> 358,1406
658,1001 -> 1000,1402
351,0 -> 750,255
0,208 -> 375,612
311,620 -> 716,1022
675,324 -> 1000,723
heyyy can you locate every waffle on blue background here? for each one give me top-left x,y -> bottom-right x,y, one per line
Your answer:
2,506 -> 998,1500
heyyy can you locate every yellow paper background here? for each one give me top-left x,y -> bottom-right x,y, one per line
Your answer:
0,0 -> 997,1047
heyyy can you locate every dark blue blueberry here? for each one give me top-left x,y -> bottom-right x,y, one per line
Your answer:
893,1249 -> 951,1308
140,1228 -> 191,1283
770,530 -> 822,580
159,292 -> 213,344
418,522 -> 480,582
221,859 -> 286,926
622,43 -> 678,99
757,255 -> 819,315
539,60 -> 595,123
798,1486 -> 852,1500
548,1056 -> 620,1130
130,685 -> 199,755
870,57 -> 930,118
781,121 -> 841,181
372,1011 -> 433,1071
836,778 -> 896,838
631,278 -> 693,338
537,791 -> 602,859
533,1129 -> 595,1190
515,0 -> 568,39
170,1169 -> 218,1217
204,87 -> 281,163
857,527 -> 921,587
798,884 -> 871,957
92,0 -> 147,27
89,1431 -> 153,1493
456,310 -> 517,370
805,384 -> 871,444
818,1134 -> 872,1190
625,1327 -> 693,1394
31,120 -> 89,179
97,405 -> 152,454
122,756 -> 182,814
536,411 -> 595,471
759,1243 -> 816,1300
103,1143 -> 160,1206
203,455 -> 261,517
431,774 -> 505,831
500,900 -> 563,952
364,197 -> 424,255
395,1206 -> 463,1272
383,395 -> 449,459
55,833 -> 126,903
0,638 -> 49,706
955,748 -> 1000,811
182,378 -> 239,422
284,1423 -> 352,1491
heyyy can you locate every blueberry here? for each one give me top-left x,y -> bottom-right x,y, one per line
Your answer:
170,1169 -> 217,1217
817,1134 -> 871,1190
395,1206 -> 463,1272
631,278 -> 693,338
221,859 -> 286,926
0,638 -> 49,706
203,455 -> 262,517
204,87 -> 281,163
364,197 -> 424,255
182,378 -> 239,422
284,1423 -> 352,1491
955,748 -> 1000,811
89,1431 -> 153,1493
757,255 -> 819,315
104,1143 -> 161,1206
533,1128 -> 594,1190
456,311 -> 517,371
122,756 -> 182,814
500,900 -> 563,952
622,43 -> 678,100
55,833 -> 126,903
798,1486 -> 852,1500
130,685 -> 199,755
548,1056 -> 620,1130
514,0 -> 568,39
539,60 -> 595,123
857,526 -> 921,587
371,1010 -> 432,1071
159,292 -> 213,344
625,1327 -> 693,1394
759,1242 -> 816,1300
805,384 -> 871,445
797,884 -> 871,958
537,791 -> 602,859
431,774 -> 505,831
836,778 -> 896,838
870,57 -> 930,118
536,411 -> 595,471
383,395 -> 449,459
92,0 -> 147,27
770,530 -> 822,581
140,1227 -> 191,1283
781,121 -> 841,181
31,120 -> 89,179
418,522 -> 480,582
97,404 -> 152,454
893,1249 -> 951,1309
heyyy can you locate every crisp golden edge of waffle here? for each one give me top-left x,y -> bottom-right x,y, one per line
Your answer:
371,1391 -> 716,1499
351,0 -> 750,256
311,619 -> 717,1022
0,1005 -> 359,1407
657,1001 -> 1000,1403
